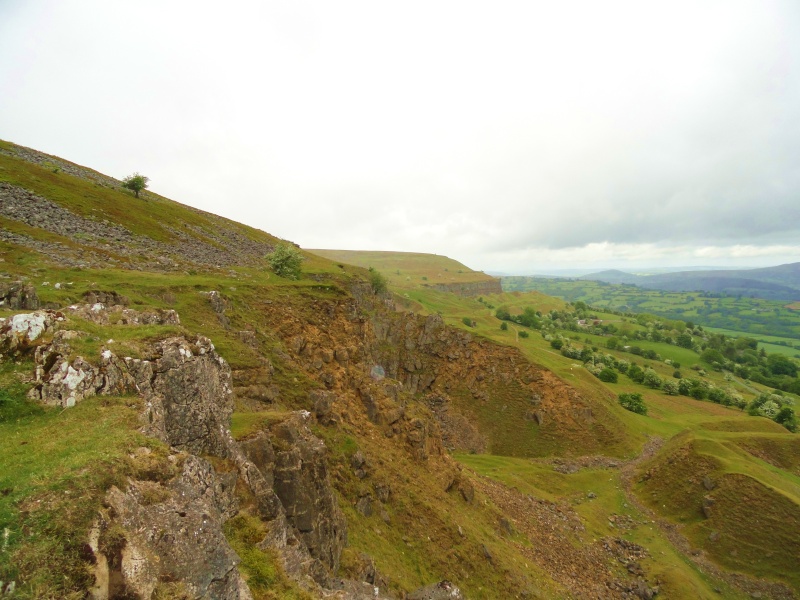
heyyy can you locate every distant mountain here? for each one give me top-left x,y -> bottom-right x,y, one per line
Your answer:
580,262 -> 800,301
578,269 -> 641,284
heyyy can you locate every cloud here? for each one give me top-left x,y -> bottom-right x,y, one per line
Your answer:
1,0 -> 799,271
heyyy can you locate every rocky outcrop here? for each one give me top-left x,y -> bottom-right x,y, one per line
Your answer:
65,302 -> 180,326
90,454 -> 249,600
29,331 -> 135,407
424,278 -> 502,298
235,415 -> 347,586
128,336 -> 234,456
0,310 -> 64,355
0,280 -> 39,310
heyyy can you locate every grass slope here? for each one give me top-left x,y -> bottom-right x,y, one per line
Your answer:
308,249 -> 496,291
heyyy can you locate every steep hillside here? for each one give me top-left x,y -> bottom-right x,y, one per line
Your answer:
308,249 -> 502,296
1,140 -> 798,600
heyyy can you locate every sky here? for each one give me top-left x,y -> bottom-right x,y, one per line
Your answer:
1,1 -> 799,274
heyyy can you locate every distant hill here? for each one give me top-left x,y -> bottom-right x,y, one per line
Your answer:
580,263 -> 800,301
308,249 -> 501,296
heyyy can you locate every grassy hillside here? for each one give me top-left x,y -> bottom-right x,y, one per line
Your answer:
308,249 -> 497,291
361,256 -> 800,596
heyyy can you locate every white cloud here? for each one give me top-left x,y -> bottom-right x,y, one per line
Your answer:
1,0 -> 799,271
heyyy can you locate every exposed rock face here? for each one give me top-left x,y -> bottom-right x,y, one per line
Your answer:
202,290 -> 231,328
7,307 -> 350,595
270,417 -> 347,573
65,302 -> 180,326
0,281 -> 39,310
90,455 -> 250,600
128,336 -> 234,456
237,416 -> 347,584
29,332 -> 134,407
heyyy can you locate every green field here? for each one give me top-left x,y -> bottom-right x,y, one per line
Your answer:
503,277 -> 800,341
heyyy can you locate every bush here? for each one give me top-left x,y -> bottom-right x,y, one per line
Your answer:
518,330 -> 529,338
368,267 -> 388,294
500,322 -> 508,331
642,368 -> 662,389
597,368 -> 618,383
618,393 -> 647,415
550,338 -> 563,350
461,317 -> 474,327
775,406 -> 797,432
267,243 -> 304,279
662,380 -> 680,395
628,364 -> 645,383
707,387 -> 728,404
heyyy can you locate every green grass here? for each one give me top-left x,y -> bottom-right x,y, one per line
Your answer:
0,366 -> 148,598
635,435 -> 800,592
457,453 -> 748,599
307,249 -> 497,292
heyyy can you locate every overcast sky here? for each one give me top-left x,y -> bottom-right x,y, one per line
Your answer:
1,1 -> 799,273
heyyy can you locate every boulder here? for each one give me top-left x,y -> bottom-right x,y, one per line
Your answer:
0,310 -> 63,354
0,281 -> 39,310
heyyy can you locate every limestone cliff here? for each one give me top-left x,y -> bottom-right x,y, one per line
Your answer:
423,278 -> 502,297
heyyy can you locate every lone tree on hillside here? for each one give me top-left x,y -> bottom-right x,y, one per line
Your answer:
122,172 -> 149,198
267,243 -> 304,279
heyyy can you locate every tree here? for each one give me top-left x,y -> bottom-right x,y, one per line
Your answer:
122,172 -> 149,198
368,267 -> 388,294
267,243 -> 304,279
618,393 -> 647,415
598,368 -> 618,383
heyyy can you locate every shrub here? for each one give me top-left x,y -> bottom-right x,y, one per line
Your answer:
628,364 -> 645,383
708,387 -> 728,404
550,338 -> 563,350
618,393 -> 647,415
495,307 -> 511,321
518,330 -> 529,339
598,368 -> 618,383
500,322 -> 508,331
461,317 -> 474,327
642,368 -> 662,389
775,406 -> 797,432
267,243 -> 304,279
662,380 -> 680,395
368,267 -> 388,294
